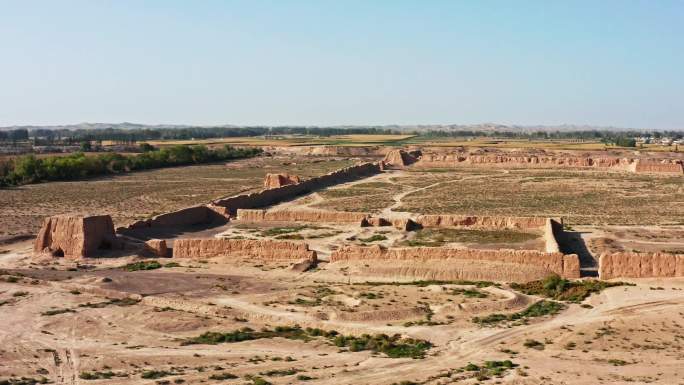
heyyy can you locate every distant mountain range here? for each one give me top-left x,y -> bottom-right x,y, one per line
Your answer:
0,122 -> 671,132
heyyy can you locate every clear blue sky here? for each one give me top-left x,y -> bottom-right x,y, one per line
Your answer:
1,0 -> 682,129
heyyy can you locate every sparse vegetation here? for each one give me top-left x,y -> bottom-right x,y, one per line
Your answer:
208,372 -> 238,380
121,260 -> 163,271
359,234 -> 388,243
401,228 -> 538,247
182,326 -> 432,358
511,275 -> 632,302
473,300 -> 565,325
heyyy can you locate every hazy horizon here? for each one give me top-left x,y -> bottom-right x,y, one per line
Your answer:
1,1 -> 682,129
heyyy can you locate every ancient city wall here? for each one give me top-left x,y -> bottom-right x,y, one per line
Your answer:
634,160 -> 684,174
121,204 -> 229,231
212,162 -> 383,215
237,209 -> 369,223
414,153 -> 684,175
330,245 -> 580,279
598,252 -> 684,280
173,238 -> 317,261
415,153 -> 637,171
263,145 -> 388,157
415,215 -> 549,230
118,162 -> 383,232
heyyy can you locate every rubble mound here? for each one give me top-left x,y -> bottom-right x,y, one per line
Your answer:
34,215 -> 118,259
263,173 -> 301,189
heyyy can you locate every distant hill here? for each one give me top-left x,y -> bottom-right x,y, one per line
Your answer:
0,122 -> 648,133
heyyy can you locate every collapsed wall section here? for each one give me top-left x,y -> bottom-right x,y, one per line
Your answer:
330,245 -> 580,280
599,252 -> 684,280
173,238 -> 317,261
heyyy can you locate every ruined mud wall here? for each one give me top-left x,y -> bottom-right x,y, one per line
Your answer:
173,238 -> 317,261
263,146 -> 388,157
634,160 -> 684,174
212,162 -> 383,215
330,245 -> 580,279
416,215 -> 549,230
339,260 -> 565,283
35,215 -> 118,259
598,252 -> 684,280
118,162 -> 382,233
237,209 -> 368,223
415,153 -> 637,171
415,153 -> 684,175
121,205 -> 229,231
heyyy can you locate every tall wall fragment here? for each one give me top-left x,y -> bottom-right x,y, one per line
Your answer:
34,215 -> 118,259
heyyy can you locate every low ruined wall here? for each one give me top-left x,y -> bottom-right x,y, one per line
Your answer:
415,154 -> 636,171
263,145 -> 388,157
119,162 -> 382,232
415,153 -> 684,175
330,245 -> 580,279
416,215 -> 549,230
634,160 -> 684,174
599,252 -> 684,280
237,209 -> 368,223
213,162 -> 383,214
173,238 -> 317,261
122,205 -> 228,231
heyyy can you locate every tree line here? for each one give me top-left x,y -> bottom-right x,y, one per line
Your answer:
20,126 -> 402,145
0,144 -> 262,187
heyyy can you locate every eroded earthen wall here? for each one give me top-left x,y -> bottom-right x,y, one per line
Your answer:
173,238 -> 317,261
330,245 -> 580,279
212,162 -> 383,214
237,209 -> 368,223
34,215 -> 117,259
414,154 -> 639,172
634,160 -> 684,174
599,252 -> 684,279
119,162 -> 383,232
416,215 -> 549,230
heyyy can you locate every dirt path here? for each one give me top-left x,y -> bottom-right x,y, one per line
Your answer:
379,170 -> 508,218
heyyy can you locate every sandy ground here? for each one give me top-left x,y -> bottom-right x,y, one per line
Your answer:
1,242 -> 683,385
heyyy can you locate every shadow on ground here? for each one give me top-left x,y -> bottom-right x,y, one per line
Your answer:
558,231 -> 598,278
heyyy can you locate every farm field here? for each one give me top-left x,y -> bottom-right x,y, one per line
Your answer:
0,156 -> 355,239
395,168 -> 684,226
144,134 -> 416,148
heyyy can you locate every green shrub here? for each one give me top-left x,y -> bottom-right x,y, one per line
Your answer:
121,260 -> 162,271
